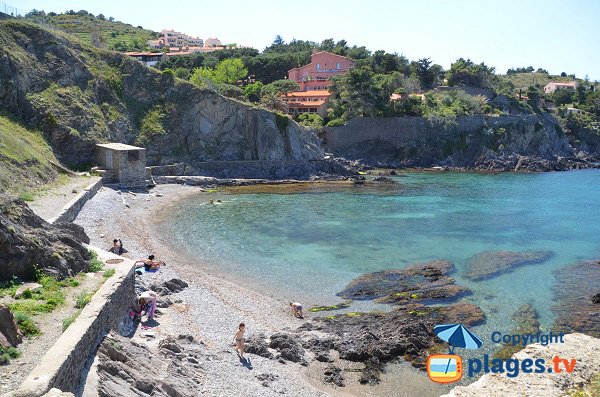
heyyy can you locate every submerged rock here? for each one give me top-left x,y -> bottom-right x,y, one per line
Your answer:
493,304 -> 540,360
552,259 -> 600,338
0,197 -> 90,280
337,260 -> 469,304
463,250 -> 553,281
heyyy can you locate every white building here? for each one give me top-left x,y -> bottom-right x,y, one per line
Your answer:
159,29 -> 204,48
544,81 -> 577,94
204,37 -> 222,47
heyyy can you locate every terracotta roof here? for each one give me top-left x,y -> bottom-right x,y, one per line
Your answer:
285,90 -> 331,97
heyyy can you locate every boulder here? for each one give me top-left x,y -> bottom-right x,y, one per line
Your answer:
14,282 -> 43,298
323,365 -> 345,387
269,332 -> 307,365
371,176 -> 394,182
0,198 -> 90,280
0,305 -> 23,347
464,250 -> 553,281
244,334 -> 273,359
337,260 -> 469,305
592,293 -> 600,304
151,278 -> 189,296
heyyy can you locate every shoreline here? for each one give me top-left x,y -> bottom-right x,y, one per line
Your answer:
73,183 -> 450,397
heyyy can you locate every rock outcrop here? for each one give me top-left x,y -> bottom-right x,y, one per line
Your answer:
96,334 -> 203,397
0,197 -> 90,280
552,259 -> 600,338
0,21 -> 325,177
323,114 -> 600,171
337,260 -> 470,304
463,250 -> 553,281
0,305 -> 23,347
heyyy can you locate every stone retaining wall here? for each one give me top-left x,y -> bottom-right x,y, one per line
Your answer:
11,249 -> 136,397
48,178 -> 103,224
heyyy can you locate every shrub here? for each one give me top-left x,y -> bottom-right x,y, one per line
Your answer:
136,107 -> 166,145
18,192 -> 34,202
0,346 -> 21,365
88,250 -> 104,272
103,268 -> 116,278
75,290 -> 93,309
13,312 -> 41,336
326,118 -> 346,127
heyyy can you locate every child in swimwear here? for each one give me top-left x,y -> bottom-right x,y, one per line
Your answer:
233,323 -> 246,357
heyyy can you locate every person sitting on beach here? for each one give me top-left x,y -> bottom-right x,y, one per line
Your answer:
233,323 -> 246,358
290,302 -> 304,318
134,255 -> 163,271
108,239 -> 124,255
137,290 -> 158,321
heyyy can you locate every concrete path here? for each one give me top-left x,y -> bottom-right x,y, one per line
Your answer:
29,176 -> 101,222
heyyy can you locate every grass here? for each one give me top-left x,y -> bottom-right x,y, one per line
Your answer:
500,72 -> 577,90
13,312 -> 41,337
103,268 -> 116,278
0,346 -> 21,365
74,290 -> 93,309
88,250 -> 104,272
6,273 -> 79,316
62,311 -> 80,331
0,114 -> 59,196
0,278 -> 21,298
568,373 -> 600,397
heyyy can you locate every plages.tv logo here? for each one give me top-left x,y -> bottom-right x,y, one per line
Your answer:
427,324 -> 577,384
427,323 -> 482,384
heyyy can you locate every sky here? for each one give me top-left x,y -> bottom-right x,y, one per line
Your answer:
10,0 -> 600,80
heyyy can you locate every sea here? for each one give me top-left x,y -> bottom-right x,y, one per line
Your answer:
160,169 -> 600,349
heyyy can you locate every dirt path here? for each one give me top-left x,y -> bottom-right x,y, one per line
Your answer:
0,274 -> 105,393
28,175 -> 100,221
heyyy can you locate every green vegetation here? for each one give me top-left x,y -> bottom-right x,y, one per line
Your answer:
74,290 -> 93,309
13,312 -> 41,336
297,113 -> 324,129
24,10 -> 157,51
0,114 -> 59,196
568,373 -> 600,397
308,300 -> 352,313
88,250 -> 104,272
62,311 -> 80,331
136,106 -> 166,145
103,268 -> 116,278
8,273 -> 69,315
0,346 -> 21,365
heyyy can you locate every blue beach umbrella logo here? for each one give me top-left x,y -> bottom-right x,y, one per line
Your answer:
434,323 -> 483,354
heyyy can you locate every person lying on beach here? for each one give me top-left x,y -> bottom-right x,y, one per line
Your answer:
134,255 -> 163,271
233,323 -> 246,358
108,239 -> 124,255
290,302 -> 304,318
138,290 -> 158,321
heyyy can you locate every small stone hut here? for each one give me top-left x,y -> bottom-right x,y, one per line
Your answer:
95,143 -> 147,188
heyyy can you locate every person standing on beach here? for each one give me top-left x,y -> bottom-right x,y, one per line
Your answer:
233,323 -> 246,358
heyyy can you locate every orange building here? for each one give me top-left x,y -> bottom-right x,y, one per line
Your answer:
284,90 -> 331,118
288,51 -> 355,91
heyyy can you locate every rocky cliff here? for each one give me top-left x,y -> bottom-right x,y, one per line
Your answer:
0,197 -> 90,280
0,21 -> 323,172
324,114 -> 599,171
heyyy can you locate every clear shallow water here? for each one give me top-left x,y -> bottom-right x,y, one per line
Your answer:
160,170 -> 600,347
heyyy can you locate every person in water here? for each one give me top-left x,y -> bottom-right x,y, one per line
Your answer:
233,323 -> 246,357
108,239 -> 124,255
290,302 -> 304,318
134,255 -> 163,271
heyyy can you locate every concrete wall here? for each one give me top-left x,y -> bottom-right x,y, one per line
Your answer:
148,159 -> 351,179
48,178 -> 103,224
113,150 -> 147,188
13,249 -> 136,397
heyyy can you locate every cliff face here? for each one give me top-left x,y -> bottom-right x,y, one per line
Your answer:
0,21 -> 323,169
324,113 -> 593,170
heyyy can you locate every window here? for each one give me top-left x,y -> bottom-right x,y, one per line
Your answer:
317,63 -> 321,71
127,151 -> 140,162
336,63 -> 341,69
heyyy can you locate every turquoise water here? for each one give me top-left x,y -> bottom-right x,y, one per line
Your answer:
161,170 -> 600,345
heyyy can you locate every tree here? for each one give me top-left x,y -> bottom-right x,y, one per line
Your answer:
262,79 -> 299,95
320,38 -> 335,52
97,13 -> 105,20
526,85 -> 542,109
109,16 -> 114,21
174,67 -> 190,80
213,58 -> 248,84
413,58 -> 438,90
244,81 -> 264,102
328,66 -> 381,120
560,72 -> 567,77
446,58 -> 496,88
260,91 -> 288,113
536,68 -> 548,74
553,89 -> 575,106
189,67 -> 217,87
272,35 -> 285,46
297,113 -> 323,129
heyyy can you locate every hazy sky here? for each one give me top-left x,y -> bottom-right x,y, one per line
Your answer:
11,0 -> 600,79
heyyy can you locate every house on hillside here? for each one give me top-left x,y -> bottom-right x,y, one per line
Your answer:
282,51 -> 355,117
288,51 -> 355,91
124,52 -> 165,66
284,90 -> 331,118
544,81 -> 577,94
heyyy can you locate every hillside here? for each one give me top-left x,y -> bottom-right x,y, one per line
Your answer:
500,72 -> 577,89
0,20 -> 323,179
0,114 -> 60,196
24,10 -> 157,51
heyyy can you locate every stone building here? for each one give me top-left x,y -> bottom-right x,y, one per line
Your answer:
95,143 -> 147,188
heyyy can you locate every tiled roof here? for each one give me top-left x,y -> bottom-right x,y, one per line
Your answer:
285,90 -> 331,97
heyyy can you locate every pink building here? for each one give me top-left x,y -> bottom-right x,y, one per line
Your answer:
288,51 -> 355,91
